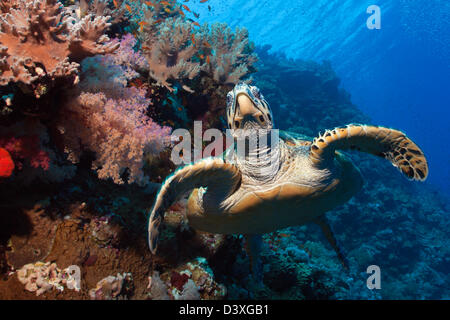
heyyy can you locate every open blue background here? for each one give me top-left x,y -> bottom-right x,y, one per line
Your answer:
189,0 -> 450,195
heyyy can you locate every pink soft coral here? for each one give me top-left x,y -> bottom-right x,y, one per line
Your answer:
60,87 -> 171,186
107,34 -> 149,80
56,33 -> 171,185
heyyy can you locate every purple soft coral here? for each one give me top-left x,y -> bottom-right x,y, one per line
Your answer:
59,34 -> 171,186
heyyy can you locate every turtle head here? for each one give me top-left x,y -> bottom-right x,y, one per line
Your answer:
226,83 -> 274,136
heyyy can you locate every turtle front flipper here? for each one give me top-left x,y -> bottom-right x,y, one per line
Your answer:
148,158 -> 241,254
309,124 -> 428,181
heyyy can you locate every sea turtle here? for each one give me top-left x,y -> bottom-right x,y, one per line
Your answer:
147,83 -> 428,269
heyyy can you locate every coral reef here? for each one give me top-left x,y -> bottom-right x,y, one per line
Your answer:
0,0 -> 118,97
200,23 -> 257,85
16,261 -> 80,296
142,17 -> 201,93
89,272 -> 133,300
0,121 -> 50,172
0,147 -> 13,177
59,87 -> 171,185
147,257 -> 226,300
147,271 -> 170,300
0,119 -> 76,184
0,0 -> 447,301
0,0 -> 258,187
54,32 -> 170,186
73,0 -> 126,26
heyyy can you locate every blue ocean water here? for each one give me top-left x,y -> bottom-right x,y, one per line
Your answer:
190,0 -> 450,195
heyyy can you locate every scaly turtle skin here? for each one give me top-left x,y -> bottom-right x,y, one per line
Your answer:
148,83 -> 428,268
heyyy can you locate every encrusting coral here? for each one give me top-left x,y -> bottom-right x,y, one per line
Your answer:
146,257 -> 226,300
16,261 -> 81,296
89,272 -> 133,300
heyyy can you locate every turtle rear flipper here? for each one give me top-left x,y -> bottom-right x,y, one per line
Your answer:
148,158 -> 241,254
309,124 -> 428,181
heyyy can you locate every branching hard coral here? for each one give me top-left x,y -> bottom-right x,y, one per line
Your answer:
142,17 -> 201,92
200,23 -> 257,85
0,0 -> 118,97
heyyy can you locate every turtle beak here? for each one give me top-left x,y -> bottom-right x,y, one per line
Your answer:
237,93 -> 258,118
233,93 -> 268,130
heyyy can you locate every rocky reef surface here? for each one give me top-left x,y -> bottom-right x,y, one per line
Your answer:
0,1 -> 448,300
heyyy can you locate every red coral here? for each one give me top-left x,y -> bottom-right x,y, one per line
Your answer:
0,147 -> 14,177
0,135 -> 50,171
170,271 -> 189,291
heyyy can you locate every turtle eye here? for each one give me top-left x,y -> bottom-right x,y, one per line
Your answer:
251,86 -> 261,100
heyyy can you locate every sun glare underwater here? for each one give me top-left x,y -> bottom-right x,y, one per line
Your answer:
0,0 -> 448,300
